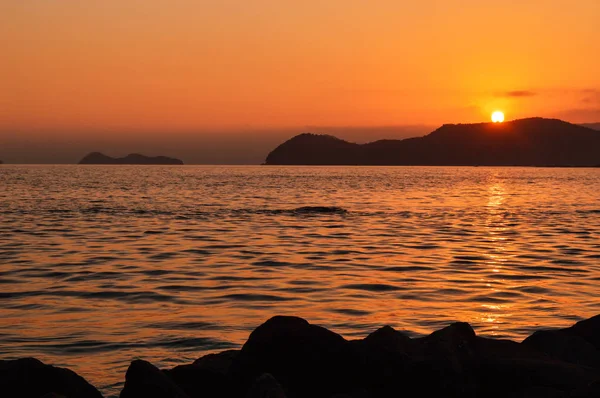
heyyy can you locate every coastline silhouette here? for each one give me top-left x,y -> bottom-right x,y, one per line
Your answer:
265,118 -> 600,166
78,152 -> 184,165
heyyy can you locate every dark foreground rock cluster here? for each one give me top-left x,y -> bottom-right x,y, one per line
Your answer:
2,315 -> 600,397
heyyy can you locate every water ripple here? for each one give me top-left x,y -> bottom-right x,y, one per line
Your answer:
1,165 -> 600,397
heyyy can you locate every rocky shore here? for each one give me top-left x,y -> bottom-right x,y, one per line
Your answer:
2,314 -> 600,398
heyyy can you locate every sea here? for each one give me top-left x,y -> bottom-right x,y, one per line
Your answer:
1,165 -> 600,397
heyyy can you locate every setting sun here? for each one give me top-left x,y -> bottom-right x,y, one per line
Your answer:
492,111 -> 505,123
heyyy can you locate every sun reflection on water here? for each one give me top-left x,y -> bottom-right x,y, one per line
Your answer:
1,165 -> 600,396
481,178 -> 512,334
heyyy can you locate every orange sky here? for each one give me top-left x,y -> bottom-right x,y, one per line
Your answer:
2,0 -> 600,134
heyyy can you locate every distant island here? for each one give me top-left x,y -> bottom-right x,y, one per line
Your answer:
265,118 -> 600,166
78,152 -> 184,165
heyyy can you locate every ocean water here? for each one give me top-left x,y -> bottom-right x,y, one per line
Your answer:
1,165 -> 600,396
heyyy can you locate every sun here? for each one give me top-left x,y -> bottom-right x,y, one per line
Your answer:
491,111 -> 505,123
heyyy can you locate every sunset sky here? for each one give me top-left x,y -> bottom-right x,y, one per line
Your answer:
1,0 -> 599,162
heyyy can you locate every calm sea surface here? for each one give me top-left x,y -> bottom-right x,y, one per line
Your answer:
1,165 -> 600,396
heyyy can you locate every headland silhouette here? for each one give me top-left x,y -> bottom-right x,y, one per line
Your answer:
265,118 -> 600,166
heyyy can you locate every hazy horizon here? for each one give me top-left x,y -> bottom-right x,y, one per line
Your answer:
0,124 -> 436,164
2,119 -> 600,164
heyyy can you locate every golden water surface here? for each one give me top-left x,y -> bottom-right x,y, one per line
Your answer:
1,165 -> 600,396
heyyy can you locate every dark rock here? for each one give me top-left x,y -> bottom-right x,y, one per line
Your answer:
565,315 -> 600,349
523,330 -> 600,368
348,326 -> 412,397
474,337 -> 598,397
408,322 -> 479,397
246,373 -> 287,398
78,152 -> 184,165
193,349 -> 239,375
231,316 -> 359,398
120,359 -> 188,398
512,386 -> 567,398
360,325 -> 411,354
417,322 -> 476,359
10,314 -> 600,398
328,392 -> 372,398
570,380 -> 600,398
403,322 -> 597,398
0,357 -> 102,398
166,363 -> 231,398
228,315 -> 600,398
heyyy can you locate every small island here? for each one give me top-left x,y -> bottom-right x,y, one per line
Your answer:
265,118 -> 600,166
78,152 -> 184,165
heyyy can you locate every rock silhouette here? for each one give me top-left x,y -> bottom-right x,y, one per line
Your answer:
246,373 -> 288,398
78,152 -> 184,165
265,118 -> 600,166
0,357 -> 102,398
230,316 -> 358,397
5,314 -> 600,397
120,359 -> 189,398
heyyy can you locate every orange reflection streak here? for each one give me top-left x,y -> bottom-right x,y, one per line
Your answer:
2,165 -> 600,396
480,178 -> 514,334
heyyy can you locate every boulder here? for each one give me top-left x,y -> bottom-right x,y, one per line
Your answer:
120,359 -> 188,398
523,330 -> 600,368
564,315 -> 600,349
0,357 -> 102,398
193,350 -> 239,375
11,314 -> 600,398
407,322 -> 479,397
360,326 -> 411,354
230,316 -> 359,398
348,326 -> 412,397
474,337 -> 597,397
570,380 -> 600,398
246,373 -> 287,398
166,363 -> 231,398
511,386 -> 567,398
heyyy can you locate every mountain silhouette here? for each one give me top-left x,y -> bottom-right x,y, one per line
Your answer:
581,123 -> 600,131
79,152 -> 184,165
265,118 -> 600,166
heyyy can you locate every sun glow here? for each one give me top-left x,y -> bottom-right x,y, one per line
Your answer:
491,111 -> 505,123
